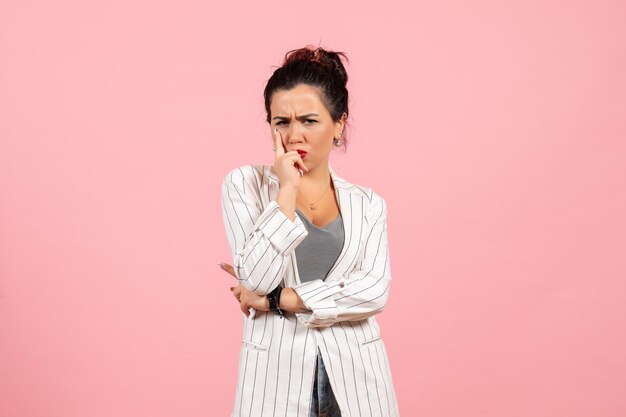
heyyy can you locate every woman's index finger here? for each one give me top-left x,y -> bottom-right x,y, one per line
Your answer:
274,128 -> 285,156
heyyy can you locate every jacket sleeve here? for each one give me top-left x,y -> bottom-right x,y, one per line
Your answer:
221,166 -> 310,295
291,191 -> 392,328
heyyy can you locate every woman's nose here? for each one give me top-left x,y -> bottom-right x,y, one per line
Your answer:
287,123 -> 302,141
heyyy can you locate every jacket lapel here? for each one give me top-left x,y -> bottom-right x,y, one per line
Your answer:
264,164 -> 365,285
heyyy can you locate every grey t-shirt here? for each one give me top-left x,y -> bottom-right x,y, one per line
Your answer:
294,208 -> 345,283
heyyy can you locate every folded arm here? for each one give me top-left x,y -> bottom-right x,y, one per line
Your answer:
221,166 -> 309,295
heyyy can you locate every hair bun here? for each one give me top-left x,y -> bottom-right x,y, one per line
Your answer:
283,45 -> 349,85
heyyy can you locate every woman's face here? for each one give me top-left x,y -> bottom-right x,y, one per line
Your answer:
270,84 -> 345,170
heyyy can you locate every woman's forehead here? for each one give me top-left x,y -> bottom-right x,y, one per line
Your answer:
271,87 -> 327,115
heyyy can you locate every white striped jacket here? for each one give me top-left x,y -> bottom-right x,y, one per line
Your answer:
221,163 -> 400,417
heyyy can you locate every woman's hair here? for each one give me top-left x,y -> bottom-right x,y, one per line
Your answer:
263,45 -> 351,151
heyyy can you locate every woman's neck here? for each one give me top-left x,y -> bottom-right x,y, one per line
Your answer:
300,163 -> 331,190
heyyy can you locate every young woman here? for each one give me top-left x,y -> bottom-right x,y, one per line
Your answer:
219,45 -> 400,417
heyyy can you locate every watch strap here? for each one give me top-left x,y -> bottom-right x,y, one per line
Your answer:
268,286 -> 284,317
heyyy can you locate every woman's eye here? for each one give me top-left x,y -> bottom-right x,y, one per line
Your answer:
276,120 -> 316,126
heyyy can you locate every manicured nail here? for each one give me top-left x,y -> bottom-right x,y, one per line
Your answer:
218,262 -> 225,267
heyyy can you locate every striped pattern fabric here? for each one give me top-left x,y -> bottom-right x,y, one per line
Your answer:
221,164 -> 400,417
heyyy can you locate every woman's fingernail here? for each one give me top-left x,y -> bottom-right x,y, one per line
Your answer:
217,262 -> 225,267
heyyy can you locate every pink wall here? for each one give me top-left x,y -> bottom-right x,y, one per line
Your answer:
1,1 -> 625,416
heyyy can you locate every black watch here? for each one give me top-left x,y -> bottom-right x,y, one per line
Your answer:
268,286 -> 284,317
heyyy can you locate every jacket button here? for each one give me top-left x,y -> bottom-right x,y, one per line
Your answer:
339,282 -> 345,288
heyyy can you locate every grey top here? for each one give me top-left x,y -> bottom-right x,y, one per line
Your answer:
294,208 -> 345,283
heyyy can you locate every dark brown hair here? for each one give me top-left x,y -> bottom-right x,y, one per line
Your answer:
263,45 -> 351,151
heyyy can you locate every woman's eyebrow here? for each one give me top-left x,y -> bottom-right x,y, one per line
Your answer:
272,113 -> 319,120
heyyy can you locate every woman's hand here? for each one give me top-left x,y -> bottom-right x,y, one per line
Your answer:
219,262 -> 269,317
231,284 -> 270,317
272,128 -> 308,188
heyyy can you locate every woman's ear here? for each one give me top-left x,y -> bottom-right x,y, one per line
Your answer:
335,112 -> 347,135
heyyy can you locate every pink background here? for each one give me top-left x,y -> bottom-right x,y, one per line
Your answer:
1,1 -> 625,416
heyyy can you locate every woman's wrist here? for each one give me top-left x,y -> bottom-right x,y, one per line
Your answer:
278,288 -> 310,313
267,286 -> 284,316
276,186 -> 298,222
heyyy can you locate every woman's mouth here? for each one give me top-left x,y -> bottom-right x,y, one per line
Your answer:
296,149 -> 308,158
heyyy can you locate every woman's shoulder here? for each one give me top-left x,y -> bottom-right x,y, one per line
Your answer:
339,177 -> 388,218
337,175 -> 385,205
221,164 -> 264,185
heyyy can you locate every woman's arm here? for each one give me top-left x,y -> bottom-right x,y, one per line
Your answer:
289,191 -> 392,328
279,288 -> 310,313
221,166 -> 309,296
227,282 -> 311,316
